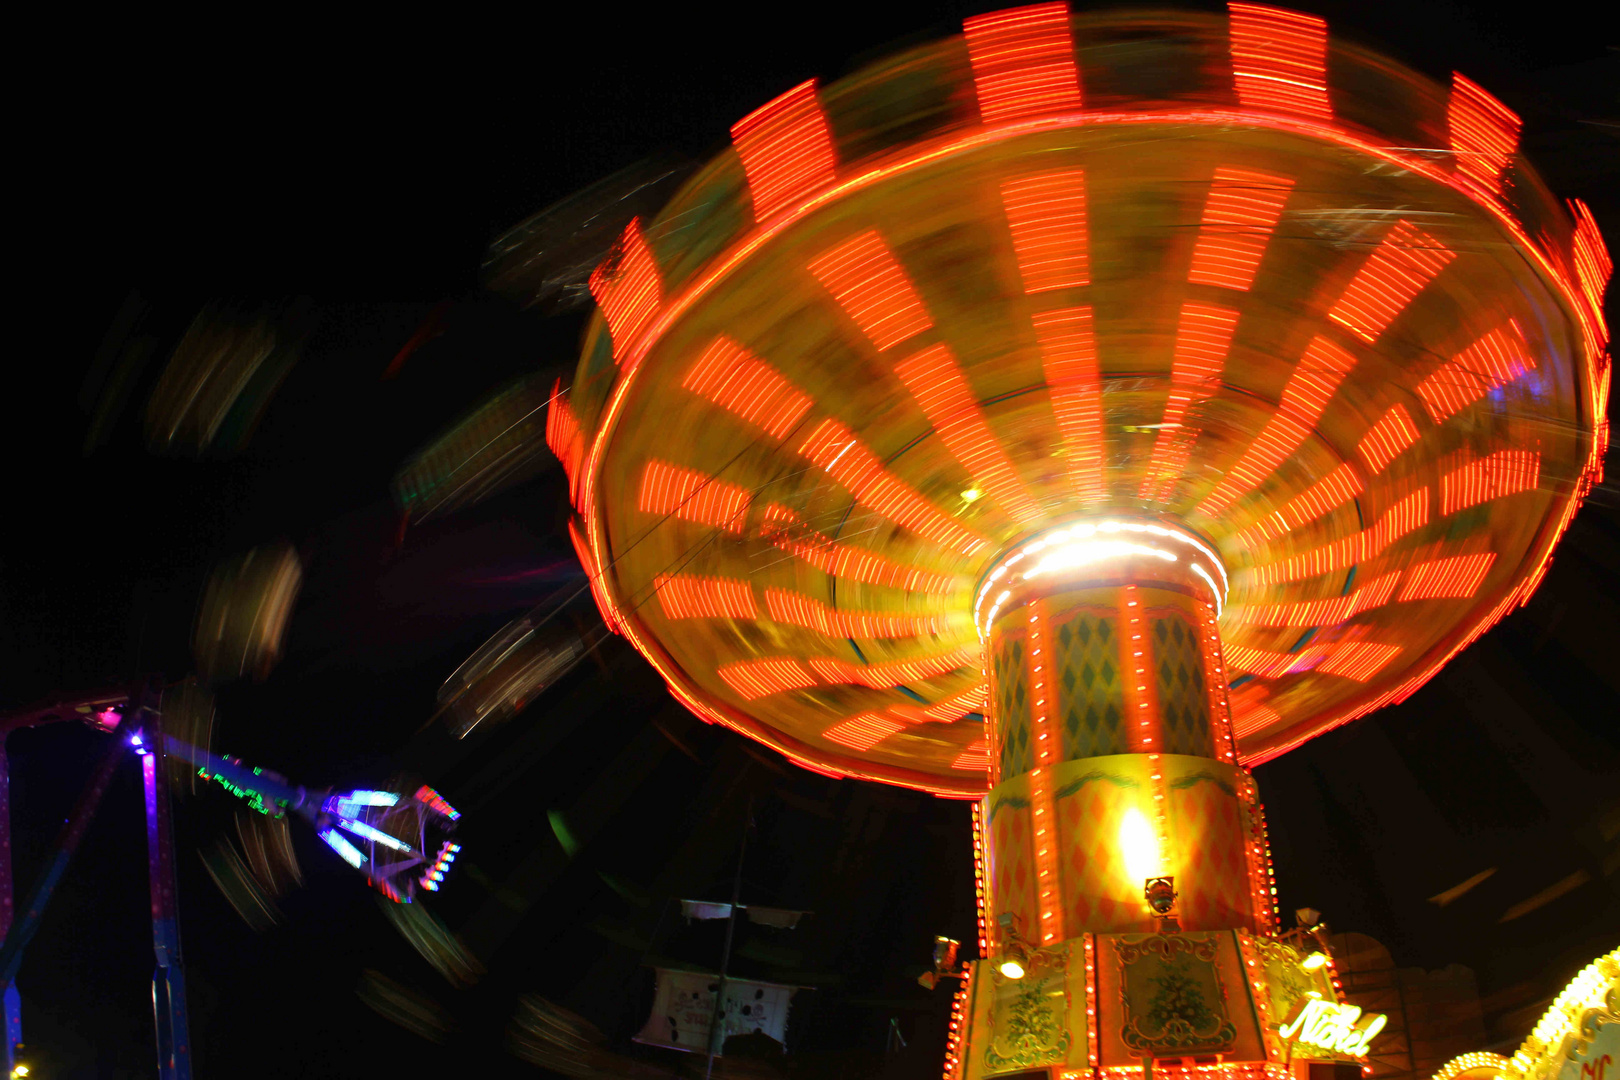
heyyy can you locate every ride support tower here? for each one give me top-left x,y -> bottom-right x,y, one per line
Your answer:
974,518 -> 1261,945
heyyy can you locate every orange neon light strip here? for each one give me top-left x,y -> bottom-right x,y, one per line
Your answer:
544,379 -> 584,504
797,418 -> 987,554
1198,601 -> 1238,762
823,712 -> 906,751
1250,563 -> 1529,766
963,3 -> 1083,125
894,343 -> 1044,524
1440,448 -> 1540,515
1001,169 -> 1090,293
1083,935 -> 1099,1067
1239,461 -> 1364,545
943,963 -> 973,1080
1398,552 -> 1497,602
892,682 -> 990,724
1120,586 -> 1161,751
1034,305 -> 1105,504
1356,403 -> 1420,475
1223,643 -> 1294,680
971,805 -> 989,955
1198,334 -> 1356,516
953,737 -> 990,771
731,80 -> 838,224
1140,302 -> 1240,501
807,643 -> 980,688
1187,166 -> 1295,291
1569,199 -> 1612,354
1229,688 -> 1282,735
1025,599 -> 1062,943
807,230 -> 933,351
1281,643 -> 1333,675
763,587 -> 955,639
1228,3 -> 1331,120
1416,321 -> 1534,423
1316,640 -> 1403,681
572,95 -> 1604,792
1235,569 -> 1399,627
1448,73 -> 1520,200
757,504 -> 960,595
682,336 -> 813,440
717,657 -> 818,700
568,519 -> 621,636
1327,219 -> 1456,343
587,218 -> 663,362
653,574 -> 758,620
1235,884 -> 1277,984
580,106 -> 1598,521
1245,779 -> 1283,953
637,460 -> 751,533
1251,486 -> 1429,585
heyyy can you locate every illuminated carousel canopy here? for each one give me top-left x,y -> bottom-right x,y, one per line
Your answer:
548,2 -> 1611,796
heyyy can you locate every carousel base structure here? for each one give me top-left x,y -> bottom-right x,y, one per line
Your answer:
944,930 -> 1376,1080
947,521 -> 1385,1080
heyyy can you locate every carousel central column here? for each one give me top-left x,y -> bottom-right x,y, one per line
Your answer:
974,518 -> 1271,964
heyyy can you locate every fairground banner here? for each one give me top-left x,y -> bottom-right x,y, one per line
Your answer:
633,968 -> 798,1054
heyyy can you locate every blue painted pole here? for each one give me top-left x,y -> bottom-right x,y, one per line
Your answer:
0,743 -> 20,1075
142,738 -> 192,1080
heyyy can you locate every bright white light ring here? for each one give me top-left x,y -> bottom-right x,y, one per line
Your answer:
973,519 -> 1229,637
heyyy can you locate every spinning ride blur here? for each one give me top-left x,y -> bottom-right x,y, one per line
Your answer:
544,4 -> 1611,1080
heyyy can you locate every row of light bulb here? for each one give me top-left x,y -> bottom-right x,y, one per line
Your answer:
420,841 -> 462,892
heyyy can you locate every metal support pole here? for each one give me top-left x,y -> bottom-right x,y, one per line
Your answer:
0,742 -> 20,1074
0,708 -> 134,987
142,728 -> 192,1080
704,794 -> 752,1080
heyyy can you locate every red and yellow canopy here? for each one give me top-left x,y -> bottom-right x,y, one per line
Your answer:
547,4 -> 1610,796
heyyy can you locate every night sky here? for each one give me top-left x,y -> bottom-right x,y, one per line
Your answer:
7,3 -> 1617,1077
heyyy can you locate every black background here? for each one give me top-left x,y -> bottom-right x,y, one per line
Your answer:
5,2 -> 1617,1077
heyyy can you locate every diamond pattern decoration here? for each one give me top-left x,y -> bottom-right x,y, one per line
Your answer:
1167,768 -> 1253,931
1053,613 -> 1127,759
987,789 -> 1038,937
994,637 -> 1034,781
1055,769 -> 1153,933
1151,614 -> 1213,756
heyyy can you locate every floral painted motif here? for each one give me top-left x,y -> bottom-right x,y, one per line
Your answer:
1115,934 -> 1238,1055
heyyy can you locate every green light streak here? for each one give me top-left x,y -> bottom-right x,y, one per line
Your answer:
197,768 -> 288,817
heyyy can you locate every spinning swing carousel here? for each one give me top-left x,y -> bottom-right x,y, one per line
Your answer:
540,4 -> 1612,1078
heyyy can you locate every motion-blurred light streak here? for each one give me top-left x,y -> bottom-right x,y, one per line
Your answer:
357,969 -> 457,1043
437,599 -> 604,739
193,542 -> 302,684
393,372 -> 557,525
483,156 -> 688,314
144,301 -> 305,456
377,897 -> 483,987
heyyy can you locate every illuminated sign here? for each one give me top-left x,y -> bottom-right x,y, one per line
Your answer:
1279,996 -> 1387,1058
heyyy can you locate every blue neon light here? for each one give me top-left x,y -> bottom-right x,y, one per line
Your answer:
318,829 -> 365,869
336,817 -> 412,853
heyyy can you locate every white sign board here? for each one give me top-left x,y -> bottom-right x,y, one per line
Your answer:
634,968 -> 797,1055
